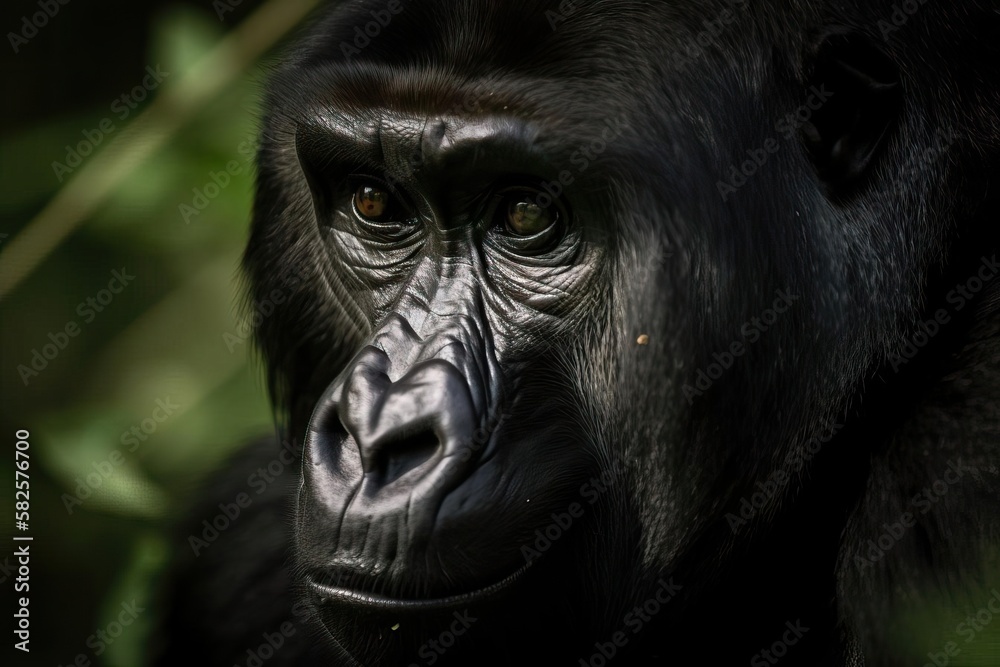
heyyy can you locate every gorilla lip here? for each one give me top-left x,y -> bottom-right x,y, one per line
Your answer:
307,559 -> 533,613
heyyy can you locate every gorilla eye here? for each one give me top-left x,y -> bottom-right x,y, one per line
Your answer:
492,187 -> 564,254
354,184 -> 391,220
344,177 -> 419,236
505,198 -> 554,236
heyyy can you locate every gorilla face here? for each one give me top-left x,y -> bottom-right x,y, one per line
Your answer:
241,0 -> 1000,663
293,107 -> 609,600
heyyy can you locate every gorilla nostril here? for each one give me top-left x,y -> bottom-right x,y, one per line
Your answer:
378,428 -> 441,485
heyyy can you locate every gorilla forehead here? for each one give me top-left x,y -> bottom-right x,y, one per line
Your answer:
270,0 -> 781,129
295,0 -> 668,75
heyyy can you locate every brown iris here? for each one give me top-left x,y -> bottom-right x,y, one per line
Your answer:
505,197 -> 554,236
354,184 -> 390,220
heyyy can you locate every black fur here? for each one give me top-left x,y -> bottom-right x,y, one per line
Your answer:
155,1 -> 1000,665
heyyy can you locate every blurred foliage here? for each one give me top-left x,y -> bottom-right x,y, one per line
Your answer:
0,2 -> 290,664
888,577 -> 1000,665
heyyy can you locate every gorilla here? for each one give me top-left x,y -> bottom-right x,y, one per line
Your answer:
154,0 -> 1000,665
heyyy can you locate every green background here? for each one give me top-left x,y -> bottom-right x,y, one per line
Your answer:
0,1 -> 319,664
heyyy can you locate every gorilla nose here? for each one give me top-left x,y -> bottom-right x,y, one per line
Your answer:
333,346 -> 479,490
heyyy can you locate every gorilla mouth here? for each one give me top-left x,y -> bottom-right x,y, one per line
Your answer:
307,559 -> 535,613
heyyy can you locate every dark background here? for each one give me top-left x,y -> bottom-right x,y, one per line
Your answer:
0,1 -> 322,664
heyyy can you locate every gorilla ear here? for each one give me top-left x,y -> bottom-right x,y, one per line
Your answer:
800,33 -> 902,194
